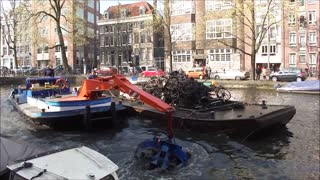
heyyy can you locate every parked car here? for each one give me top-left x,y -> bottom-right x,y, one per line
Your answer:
24,67 -> 39,75
185,67 -> 206,79
212,70 -> 250,80
14,66 -> 31,75
141,67 -> 165,77
96,67 -> 117,76
270,68 -> 307,82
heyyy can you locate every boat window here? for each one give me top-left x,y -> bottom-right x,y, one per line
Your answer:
101,175 -> 115,180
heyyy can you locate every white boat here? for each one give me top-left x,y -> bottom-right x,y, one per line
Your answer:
6,146 -> 119,180
9,76 -> 125,125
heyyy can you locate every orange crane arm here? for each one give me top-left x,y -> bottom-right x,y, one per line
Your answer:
77,74 -> 175,138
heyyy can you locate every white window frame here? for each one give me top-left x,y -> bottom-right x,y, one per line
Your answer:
206,0 -> 232,11
88,0 -> 94,9
299,33 -> 306,48
289,53 -> 296,65
170,23 -> 195,42
308,11 -> 316,24
208,49 -> 232,61
170,0 -> 195,16
289,32 -> 296,46
309,32 -> 316,45
288,13 -> 296,25
172,50 -> 192,63
309,53 -> 316,64
206,19 -> 232,39
299,54 -> 306,64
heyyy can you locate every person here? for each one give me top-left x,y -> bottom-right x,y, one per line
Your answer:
262,66 -> 267,80
44,65 -> 54,77
205,66 -> 212,79
256,65 -> 261,80
87,70 -> 98,79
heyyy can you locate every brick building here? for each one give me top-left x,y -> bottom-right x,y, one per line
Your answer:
98,1 -> 164,73
282,0 -> 319,77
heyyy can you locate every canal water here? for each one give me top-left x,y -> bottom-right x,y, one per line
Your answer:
0,86 -> 319,179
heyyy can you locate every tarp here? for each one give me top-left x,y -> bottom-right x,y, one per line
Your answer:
277,80 -> 320,91
0,136 -> 42,176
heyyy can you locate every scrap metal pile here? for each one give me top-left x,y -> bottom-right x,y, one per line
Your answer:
142,71 -> 231,109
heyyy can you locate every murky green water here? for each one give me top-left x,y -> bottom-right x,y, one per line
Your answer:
0,86 -> 319,179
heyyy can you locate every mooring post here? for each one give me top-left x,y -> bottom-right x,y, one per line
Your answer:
84,105 -> 92,129
110,102 -> 117,126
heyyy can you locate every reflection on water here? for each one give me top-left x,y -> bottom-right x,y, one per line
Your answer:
0,86 -> 319,179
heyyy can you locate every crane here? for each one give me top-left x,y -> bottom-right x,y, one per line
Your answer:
77,74 -> 190,169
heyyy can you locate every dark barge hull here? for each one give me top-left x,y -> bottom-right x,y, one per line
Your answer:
123,100 -> 296,135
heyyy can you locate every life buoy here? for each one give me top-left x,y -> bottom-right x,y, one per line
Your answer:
55,78 -> 67,89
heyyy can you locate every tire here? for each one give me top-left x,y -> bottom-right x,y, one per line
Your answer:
272,76 -> 277,82
215,75 -> 220,80
235,76 -> 241,80
296,77 -> 302,82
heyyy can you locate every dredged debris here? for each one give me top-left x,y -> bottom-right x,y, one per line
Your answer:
142,71 -> 231,109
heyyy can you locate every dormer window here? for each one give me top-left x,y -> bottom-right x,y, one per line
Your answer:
104,12 -> 110,19
121,9 -> 128,17
139,6 -> 145,15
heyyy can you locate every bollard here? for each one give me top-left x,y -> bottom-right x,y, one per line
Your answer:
83,106 -> 92,129
110,102 -> 117,126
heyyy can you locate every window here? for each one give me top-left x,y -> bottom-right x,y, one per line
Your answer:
88,12 -> 95,23
55,46 -> 60,52
309,53 -> 316,64
206,0 -> 232,11
172,50 -> 192,63
209,49 -> 232,61
261,45 -> 277,55
76,7 -> 84,19
88,0 -> 94,8
140,32 -> 146,43
3,47 -> 7,55
55,58 -> 61,66
289,32 -> 296,45
206,19 -> 232,39
140,21 -> 144,29
44,46 -> 48,53
139,6 -> 145,15
299,0 -> 304,6
289,53 -> 296,65
171,0 -> 195,16
170,23 -> 195,42
309,32 -> 316,45
288,14 -> 296,25
299,54 -> 305,63
37,47 -> 42,54
308,11 -> 316,24
270,26 -> 277,39
121,9 -> 128,17
299,33 -> 306,48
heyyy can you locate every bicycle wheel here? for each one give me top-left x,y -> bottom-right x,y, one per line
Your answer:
216,87 -> 231,101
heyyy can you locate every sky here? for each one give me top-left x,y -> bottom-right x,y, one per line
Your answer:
100,0 -> 154,13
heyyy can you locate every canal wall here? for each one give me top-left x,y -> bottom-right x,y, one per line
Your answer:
0,75 -> 86,86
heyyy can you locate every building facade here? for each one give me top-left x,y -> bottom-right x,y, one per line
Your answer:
98,1 -> 164,72
0,0 -> 100,73
282,0 -> 319,77
164,0 -> 245,72
31,0 -> 100,73
0,4 -> 32,69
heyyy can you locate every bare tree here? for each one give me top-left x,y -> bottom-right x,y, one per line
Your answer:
1,0 -> 30,69
25,0 -> 91,73
203,0 -> 293,80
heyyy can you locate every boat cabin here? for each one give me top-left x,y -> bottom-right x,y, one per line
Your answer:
13,77 -> 71,104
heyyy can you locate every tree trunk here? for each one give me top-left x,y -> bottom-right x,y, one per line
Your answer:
56,23 -> 69,73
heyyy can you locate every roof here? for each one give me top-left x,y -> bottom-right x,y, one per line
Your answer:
105,1 -> 153,18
